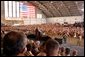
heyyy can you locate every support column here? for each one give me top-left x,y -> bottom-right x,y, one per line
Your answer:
1,1 -> 5,23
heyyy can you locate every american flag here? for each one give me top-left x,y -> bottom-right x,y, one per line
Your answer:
28,3 -> 35,19
20,2 -> 35,19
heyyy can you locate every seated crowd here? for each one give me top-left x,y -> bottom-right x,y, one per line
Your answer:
1,30 -> 78,56
1,23 -> 84,39
1,23 -> 83,56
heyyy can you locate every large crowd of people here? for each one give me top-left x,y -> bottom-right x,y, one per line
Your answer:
1,23 -> 84,39
1,31 -> 78,56
1,23 -> 84,56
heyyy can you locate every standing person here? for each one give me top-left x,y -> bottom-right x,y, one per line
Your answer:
65,47 -> 71,56
63,33 -> 67,44
45,39 -> 60,56
3,31 -> 28,56
37,52 -> 46,56
59,47 -> 65,56
35,28 -> 42,40
25,43 -> 34,56
72,49 -> 78,56
35,28 -> 38,40
77,34 -> 82,46
74,32 -> 77,38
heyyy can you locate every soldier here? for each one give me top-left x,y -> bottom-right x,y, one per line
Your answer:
63,33 -> 67,44
77,35 -> 82,46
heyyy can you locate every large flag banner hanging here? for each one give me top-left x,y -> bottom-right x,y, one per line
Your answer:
20,2 -> 35,19
20,2 -> 29,18
28,3 -> 35,19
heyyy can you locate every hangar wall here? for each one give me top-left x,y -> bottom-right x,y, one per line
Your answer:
46,16 -> 83,24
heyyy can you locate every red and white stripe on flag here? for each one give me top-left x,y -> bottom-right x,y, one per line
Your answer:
20,2 -> 35,19
28,3 -> 35,19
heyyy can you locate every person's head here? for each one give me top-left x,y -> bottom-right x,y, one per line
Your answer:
37,52 -> 46,56
65,47 -> 70,56
26,43 -> 32,51
72,49 -> 78,56
60,47 -> 65,56
30,40 -> 34,44
3,31 -> 28,56
39,42 -> 46,52
45,39 -> 59,56
60,47 -> 65,52
35,40 -> 40,47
